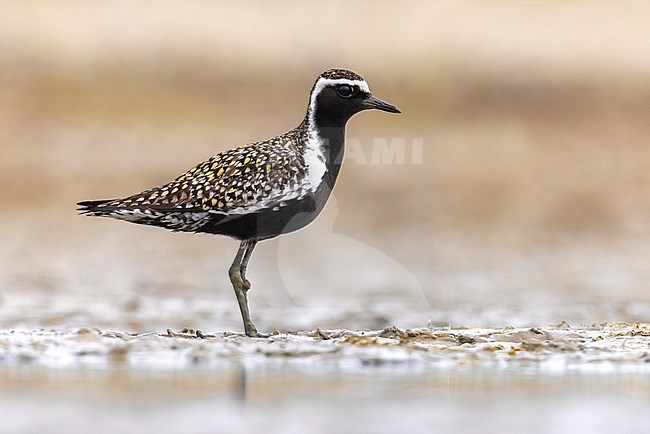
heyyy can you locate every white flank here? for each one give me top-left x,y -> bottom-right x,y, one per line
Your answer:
302,131 -> 327,191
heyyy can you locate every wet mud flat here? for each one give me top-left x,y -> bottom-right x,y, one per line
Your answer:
1,323 -> 649,433
2,322 -> 650,370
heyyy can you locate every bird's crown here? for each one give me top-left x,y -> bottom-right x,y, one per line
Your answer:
318,68 -> 365,82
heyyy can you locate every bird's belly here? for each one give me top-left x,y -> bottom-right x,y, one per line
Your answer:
197,184 -> 333,240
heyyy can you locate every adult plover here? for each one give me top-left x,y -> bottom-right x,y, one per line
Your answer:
78,68 -> 401,337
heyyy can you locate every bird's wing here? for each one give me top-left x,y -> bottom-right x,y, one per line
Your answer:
80,137 -> 309,220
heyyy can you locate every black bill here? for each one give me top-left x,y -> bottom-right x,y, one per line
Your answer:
363,95 -> 401,113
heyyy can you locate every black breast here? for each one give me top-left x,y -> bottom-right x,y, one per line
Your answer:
196,180 -> 331,240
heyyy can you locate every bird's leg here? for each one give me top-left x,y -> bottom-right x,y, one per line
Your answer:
240,240 -> 258,293
229,240 -> 259,337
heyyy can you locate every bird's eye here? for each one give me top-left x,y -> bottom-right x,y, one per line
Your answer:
337,84 -> 354,98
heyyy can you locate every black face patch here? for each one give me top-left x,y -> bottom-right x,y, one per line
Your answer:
313,85 -> 369,126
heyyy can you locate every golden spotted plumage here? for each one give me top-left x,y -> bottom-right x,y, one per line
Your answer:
105,128 -> 309,214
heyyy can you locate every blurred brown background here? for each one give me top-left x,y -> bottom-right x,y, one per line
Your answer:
0,1 -> 648,331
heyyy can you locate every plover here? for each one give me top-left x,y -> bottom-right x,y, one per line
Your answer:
78,68 -> 401,337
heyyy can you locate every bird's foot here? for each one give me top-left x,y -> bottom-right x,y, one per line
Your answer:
244,323 -> 269,338
255,332 -> 272,338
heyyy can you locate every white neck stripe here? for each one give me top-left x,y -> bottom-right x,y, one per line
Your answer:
303,78 -> 366,194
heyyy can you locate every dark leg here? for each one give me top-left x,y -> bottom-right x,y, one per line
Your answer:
229,240 -> 259,337
240,240 -> 258,292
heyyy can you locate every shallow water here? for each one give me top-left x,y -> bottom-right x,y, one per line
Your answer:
2,362 -> 649,433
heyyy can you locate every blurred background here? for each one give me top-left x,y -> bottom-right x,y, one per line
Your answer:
0,0 -> 648,331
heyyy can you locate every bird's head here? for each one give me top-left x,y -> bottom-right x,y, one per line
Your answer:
308,68 -> 400,127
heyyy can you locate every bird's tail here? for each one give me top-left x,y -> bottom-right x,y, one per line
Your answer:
77,199 -> 115,216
